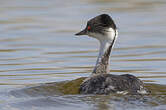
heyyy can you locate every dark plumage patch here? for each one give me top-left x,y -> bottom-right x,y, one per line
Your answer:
100,14 -> 116,29
86,14 -> 116,35
79,74 -> 148,95
88,14 -> 116,29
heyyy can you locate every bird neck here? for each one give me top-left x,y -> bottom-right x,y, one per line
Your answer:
92,31 -> 117,75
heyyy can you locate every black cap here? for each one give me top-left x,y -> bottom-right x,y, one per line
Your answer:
75,14 -> 116,36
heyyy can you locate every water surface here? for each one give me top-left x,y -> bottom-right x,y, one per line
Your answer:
0,0 -> 166,110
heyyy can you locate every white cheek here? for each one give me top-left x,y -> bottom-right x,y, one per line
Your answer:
89,32 -> 102,39
88,28 -> 118,42
107,28 -> 116,40
115,29 -> 118,38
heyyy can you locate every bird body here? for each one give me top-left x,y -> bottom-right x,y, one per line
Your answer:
80,74 -> 147,94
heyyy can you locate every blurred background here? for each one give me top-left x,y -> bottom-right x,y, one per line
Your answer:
0,0 -> 166,110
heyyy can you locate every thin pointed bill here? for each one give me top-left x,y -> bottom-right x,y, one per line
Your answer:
75,29 -> 87,36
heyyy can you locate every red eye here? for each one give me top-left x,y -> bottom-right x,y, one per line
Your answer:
87,26 -> 91,30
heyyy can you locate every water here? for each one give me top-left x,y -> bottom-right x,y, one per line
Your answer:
0,0 -> 166,110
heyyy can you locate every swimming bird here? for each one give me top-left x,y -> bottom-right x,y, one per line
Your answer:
75,14 -> 149,94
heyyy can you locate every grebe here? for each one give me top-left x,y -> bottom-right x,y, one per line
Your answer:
75,14 -> 148,94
